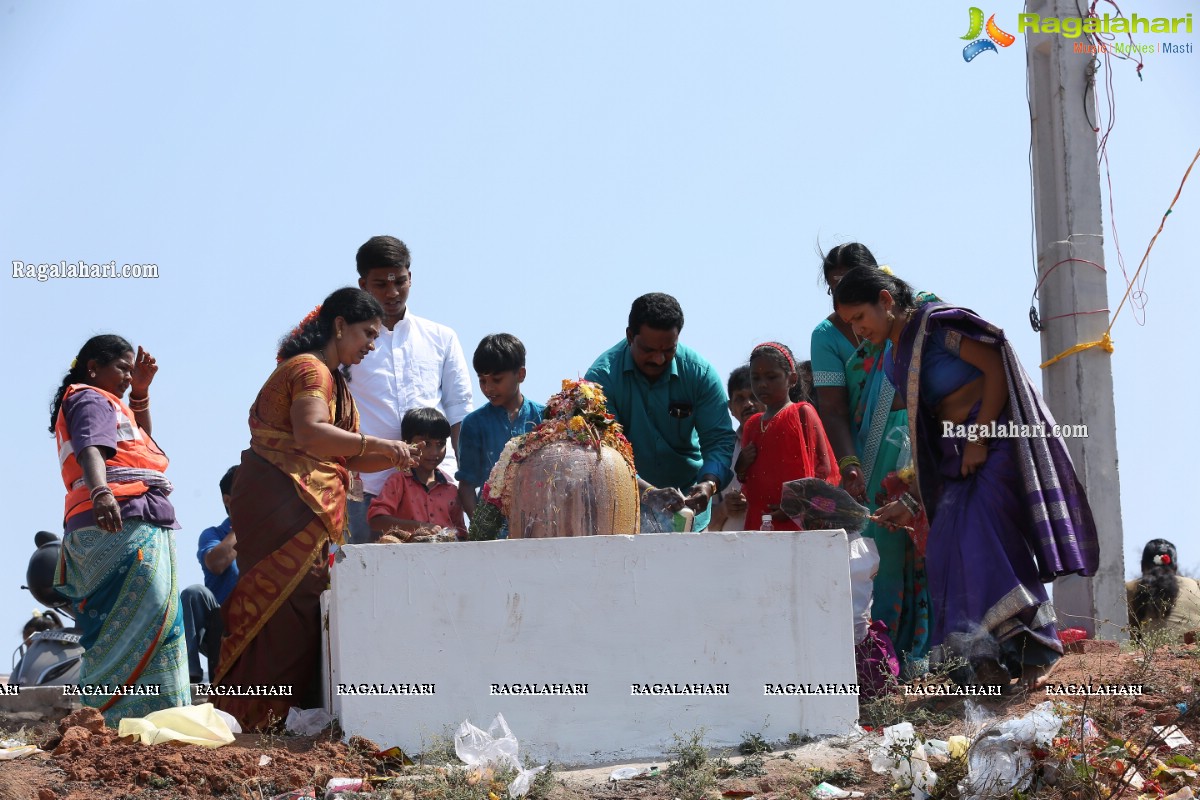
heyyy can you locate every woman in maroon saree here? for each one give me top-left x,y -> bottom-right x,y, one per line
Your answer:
834,267 -> 1099,689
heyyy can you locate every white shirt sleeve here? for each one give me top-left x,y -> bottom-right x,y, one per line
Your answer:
440,329 -> 474,425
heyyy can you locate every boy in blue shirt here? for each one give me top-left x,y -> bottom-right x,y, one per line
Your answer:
456,334 -> 545,523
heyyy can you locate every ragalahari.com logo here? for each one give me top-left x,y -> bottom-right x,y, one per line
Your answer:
961,7 -> 1016,61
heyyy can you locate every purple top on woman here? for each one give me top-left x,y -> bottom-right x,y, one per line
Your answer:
62,391 -> 178,533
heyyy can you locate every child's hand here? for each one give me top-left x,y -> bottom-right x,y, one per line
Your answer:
734,443 -> 758,480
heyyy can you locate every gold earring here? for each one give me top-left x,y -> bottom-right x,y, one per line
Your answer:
337,330 -> 342,340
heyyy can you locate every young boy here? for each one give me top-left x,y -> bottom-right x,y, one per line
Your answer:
369,408 -> 467,540
709,364 -> 765,531
456,334 -> 546,521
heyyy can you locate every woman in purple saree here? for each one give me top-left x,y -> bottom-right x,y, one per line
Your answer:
833,267 -> 1099,689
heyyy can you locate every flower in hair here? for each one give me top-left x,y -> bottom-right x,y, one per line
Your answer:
878,265 -> 894,275
70,357 -> 77,370
1154,554 -> 1172,566
277,305 -> 324,363
293,305 -> 322,336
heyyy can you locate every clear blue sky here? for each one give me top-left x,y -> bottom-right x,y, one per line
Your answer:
2,2 -> 1196,668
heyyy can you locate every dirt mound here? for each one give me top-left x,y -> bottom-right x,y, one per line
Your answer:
24,718 -> 382,800
5,643 -> 1199,799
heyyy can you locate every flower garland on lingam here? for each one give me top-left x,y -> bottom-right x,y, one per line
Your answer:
469,379 -> 636,540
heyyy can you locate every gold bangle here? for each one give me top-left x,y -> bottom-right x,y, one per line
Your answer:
357,433 -> 367,457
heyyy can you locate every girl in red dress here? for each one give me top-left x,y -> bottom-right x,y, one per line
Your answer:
735,342 -> 840,530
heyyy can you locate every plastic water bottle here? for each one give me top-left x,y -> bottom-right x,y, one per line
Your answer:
760,514 -> 773,531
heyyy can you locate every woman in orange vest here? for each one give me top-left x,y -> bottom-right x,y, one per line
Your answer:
212,287 -> 417,729
49,334 -> 190,723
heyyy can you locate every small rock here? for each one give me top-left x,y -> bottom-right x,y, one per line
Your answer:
58,707 -> 106,734
52,726 -> 93,756
37,789 -> 56,800
1156,711 -> 1176,726
65,766 -> 97,782
1134,697 -> 1168,710
348,734 -> 381,753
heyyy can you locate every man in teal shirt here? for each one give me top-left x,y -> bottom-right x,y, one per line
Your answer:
584,293 -> 736,531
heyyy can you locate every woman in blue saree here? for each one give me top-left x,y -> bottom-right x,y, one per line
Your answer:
833,267 -> 1099,689
810,243 -> 931,674
49,335 -> 190,722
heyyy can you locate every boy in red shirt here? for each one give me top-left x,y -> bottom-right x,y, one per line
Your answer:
368,408 -> 467,540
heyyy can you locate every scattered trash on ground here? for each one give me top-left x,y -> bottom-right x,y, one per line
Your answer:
1155,724 -> 1195,749
810,780 -> 865,798
958,701 -> 1062,799
455,713 -> 547,797
869,721 -> 938,800
285,706 -> 335,735
0,737 -> 43,759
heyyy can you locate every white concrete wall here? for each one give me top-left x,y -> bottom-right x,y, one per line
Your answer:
329,531 -> 857,766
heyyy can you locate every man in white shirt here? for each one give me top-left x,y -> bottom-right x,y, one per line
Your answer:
346,235 -> 474,544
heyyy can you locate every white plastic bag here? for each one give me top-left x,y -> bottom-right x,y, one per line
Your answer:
812,782 -> 865,798
117,702 -> 236,747
285,706 -> 334,735
454,714 -> 546,798
959,701 -> 1063,800
869,722 -> 937,800
215,707 -> 242,734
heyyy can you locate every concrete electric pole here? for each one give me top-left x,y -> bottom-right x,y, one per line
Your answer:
1025,0 -> 1127,640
